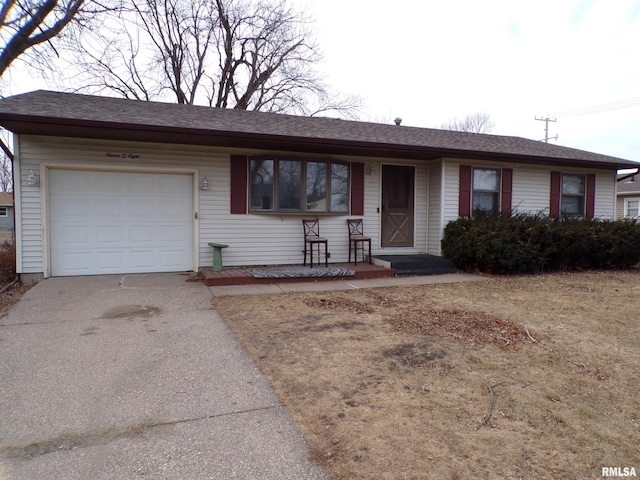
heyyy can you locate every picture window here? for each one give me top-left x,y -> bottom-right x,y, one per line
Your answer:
249,158 -> 349,213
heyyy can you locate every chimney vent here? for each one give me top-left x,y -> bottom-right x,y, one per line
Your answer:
394,117 -> 402,126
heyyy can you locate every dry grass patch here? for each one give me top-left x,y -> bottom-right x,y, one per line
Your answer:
213,272 -> 640,480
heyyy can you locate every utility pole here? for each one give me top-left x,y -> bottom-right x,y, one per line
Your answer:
535,116 -> 558,143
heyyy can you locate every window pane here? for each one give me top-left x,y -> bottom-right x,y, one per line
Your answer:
627,200 -> 639,217
561,195 -> 584,216
249,159 -> 274,210
562,175 -> 585,195
330,163 -> 349,212
473,169 -> 500,191
306,161 -> 327,211
278,160 -> 302,210
472,192 -> 499,213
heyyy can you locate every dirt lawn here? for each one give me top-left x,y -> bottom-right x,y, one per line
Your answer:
213,271 -> 640,480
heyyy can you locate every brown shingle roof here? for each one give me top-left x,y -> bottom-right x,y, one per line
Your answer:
0,90 -> 638,169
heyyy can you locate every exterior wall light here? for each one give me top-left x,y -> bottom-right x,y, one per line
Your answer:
27,169 -> 40,186
200,176 -> 209,191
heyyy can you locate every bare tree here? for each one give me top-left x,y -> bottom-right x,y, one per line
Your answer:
66,0 -> 361,117
0,0 -> 121,79
441,112 -> 495,134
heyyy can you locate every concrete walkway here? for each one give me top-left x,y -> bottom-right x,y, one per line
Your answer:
208,272 -> 484,296
0,274 -> 327,480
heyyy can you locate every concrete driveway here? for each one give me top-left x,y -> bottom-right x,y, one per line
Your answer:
0,274 -> 327,480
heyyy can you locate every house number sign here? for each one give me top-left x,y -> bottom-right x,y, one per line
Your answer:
105,152 -> 141,159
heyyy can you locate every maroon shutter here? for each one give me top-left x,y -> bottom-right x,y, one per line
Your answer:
459,165 -> 472,217
585,173 -> 596,218
230,155 -> 248,214
550,171 -> 561,218
501,168 -> 513,214
350,162 -> 365,215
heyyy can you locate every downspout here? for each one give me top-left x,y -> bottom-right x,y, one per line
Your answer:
0,276 -> 20,293
0,135 -> 18,283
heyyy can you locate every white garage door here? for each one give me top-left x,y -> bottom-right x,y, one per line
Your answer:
50,169 -> 194,276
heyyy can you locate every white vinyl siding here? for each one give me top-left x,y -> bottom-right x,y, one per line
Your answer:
593,171 -> 616,219
443,158 -> 618,227
17,136 -> 430,274
16,135 -> 620,275
427,159 -> 443,255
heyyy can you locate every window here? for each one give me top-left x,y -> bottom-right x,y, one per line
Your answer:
550,172 -> 595,219
249,159 -> 274,210
472,168 -> 501,213
0,207 -> 6,217
459,165 -> 512,217
249,157 -> 349,213
625,199 -> 639,218
561,174 -> 586,216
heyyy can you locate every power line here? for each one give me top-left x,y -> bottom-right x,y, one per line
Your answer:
551,97 -> 640,118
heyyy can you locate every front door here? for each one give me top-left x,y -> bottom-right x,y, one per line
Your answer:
381,165 -> 415,247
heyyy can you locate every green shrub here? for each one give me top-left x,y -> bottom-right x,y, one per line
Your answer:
442,212 -> 640,274
0,240 -> 16,285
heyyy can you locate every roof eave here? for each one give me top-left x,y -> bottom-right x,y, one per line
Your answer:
1,114 -> 636,170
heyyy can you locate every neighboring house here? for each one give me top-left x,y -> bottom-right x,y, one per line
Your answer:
616,172 -> 640,219
0,191 -> 14,230
0,90 -> 638,281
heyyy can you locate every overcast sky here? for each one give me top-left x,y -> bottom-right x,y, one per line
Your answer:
292,0 -> 640,163
3,0 -> 640,165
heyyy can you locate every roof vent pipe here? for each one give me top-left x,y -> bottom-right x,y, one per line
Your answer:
394,117 -> 402,126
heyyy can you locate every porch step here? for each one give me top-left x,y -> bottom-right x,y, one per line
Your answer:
372,254 -> 458,276
201,262 -> 395,287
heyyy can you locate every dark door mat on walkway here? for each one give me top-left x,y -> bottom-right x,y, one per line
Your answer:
373,254 -> 458,276
244,265 -> 355,279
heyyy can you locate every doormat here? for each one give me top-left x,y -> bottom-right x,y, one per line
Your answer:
244,265 -> 355,279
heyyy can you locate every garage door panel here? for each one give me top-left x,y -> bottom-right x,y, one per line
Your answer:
54,225 -> 90,246
129,251 -> 155,269
97,251 -> 124,270
159,249 -> 189,268
59,251 -> 92,274
96,226 -> 122,244
160,226 -> 187,243
50,170 -> 194,276
95,173 -> 127,193
129,225 -> 155,243
55,171 -> 90,193
51,197 -> 91,218
131,174 -> 155,194
129,198 -> 155,218
96,198 -> 123,218
164,202 -> 190,218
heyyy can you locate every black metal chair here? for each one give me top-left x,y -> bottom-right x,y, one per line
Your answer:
347,218 -> 371,265
302,218 -> 328,268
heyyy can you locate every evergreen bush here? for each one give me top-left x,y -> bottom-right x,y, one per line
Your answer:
441,212 -> 640,274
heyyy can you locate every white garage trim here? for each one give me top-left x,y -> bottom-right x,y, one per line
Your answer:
41,165 -> 198,277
